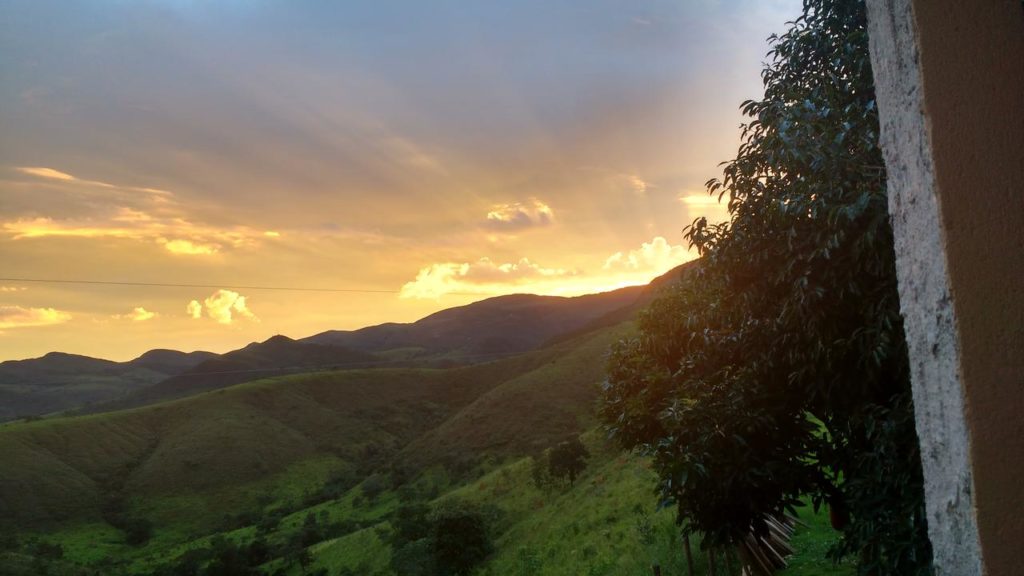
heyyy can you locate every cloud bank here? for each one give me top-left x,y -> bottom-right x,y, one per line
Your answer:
0,306 -> 72,330
400,257 -> 576,299
603,236 -> 695,273
114,307 -> 157,322
483,199 -> 555,231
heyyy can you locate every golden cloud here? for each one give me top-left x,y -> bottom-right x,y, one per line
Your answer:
186,290 -> 258,324
400,257 -> 577,299
484,199 -> 555,231
5,168 -> 271,256
114,307 -> 157,322
679,192 -> 731,224
0,306 -> 72,330
603,236 -> 697,273
2,210 -> 273,256
627,174 -> 648,195
161,239 -> 220,255
16,166 -> 76,181
14,166 -> 173,198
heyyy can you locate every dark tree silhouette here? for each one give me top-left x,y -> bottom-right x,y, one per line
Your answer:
601,1 -> 932,574
430,500 -> 493,576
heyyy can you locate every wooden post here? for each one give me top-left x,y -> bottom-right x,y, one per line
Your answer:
652,564 -> 662,576
709,549 -> 718,576
724,548 -> 734,575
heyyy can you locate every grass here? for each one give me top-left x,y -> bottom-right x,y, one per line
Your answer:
441,434 -> 712,576
778,501 -> 856,576
9,433 -> 852,576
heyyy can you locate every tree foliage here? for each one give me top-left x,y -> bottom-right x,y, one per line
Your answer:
600,1 -> 933,574
431,500 -> 494,576
386,498 -> 494,576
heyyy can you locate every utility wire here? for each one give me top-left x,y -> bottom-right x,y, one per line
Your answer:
0,277 -> 482,297
148,350 -> 531,378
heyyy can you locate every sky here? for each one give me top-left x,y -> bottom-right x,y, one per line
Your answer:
0,0 -> 799,362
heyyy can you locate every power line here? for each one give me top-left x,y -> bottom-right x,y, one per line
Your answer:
0,277 -> 481,297
146,350 -> 530,377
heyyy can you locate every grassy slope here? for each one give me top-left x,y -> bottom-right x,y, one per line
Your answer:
0,322 -> 626,529
1,316 -> 852,575
279,435 -> 852,576
0,364 -> 502,529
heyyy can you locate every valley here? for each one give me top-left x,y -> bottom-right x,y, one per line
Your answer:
0,268 -> 847,575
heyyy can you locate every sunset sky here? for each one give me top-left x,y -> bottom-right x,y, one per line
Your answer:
0,0 -> 798,361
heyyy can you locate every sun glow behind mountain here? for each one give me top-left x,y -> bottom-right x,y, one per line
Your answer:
0,0 -> 798,361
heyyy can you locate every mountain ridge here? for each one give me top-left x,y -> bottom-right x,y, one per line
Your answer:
1,265 -> 691,422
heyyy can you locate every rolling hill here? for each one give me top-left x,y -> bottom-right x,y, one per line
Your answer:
0,320 -> 624,531
300,284 -> 647,355
0,350 -> 215,423
0,264 -> 849,576
84,336 -> 382,415
2,264 -> 692,426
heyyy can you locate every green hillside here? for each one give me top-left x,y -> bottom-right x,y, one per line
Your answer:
0,315 -> 850,575
0,320 -> 624,527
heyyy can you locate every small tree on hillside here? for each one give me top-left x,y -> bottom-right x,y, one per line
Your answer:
430,500 -> 493,576
548,437 -> 590,487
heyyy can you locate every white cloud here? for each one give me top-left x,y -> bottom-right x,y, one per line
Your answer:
0,306 -> 72,330
484,199 -> 555,231
400,257 -> 576,299
114,307 -> 157,322
187,290 -> 258,324
603,236 -> 697,273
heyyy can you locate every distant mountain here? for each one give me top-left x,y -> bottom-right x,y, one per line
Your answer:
87,335 -> 380,414
0,349 -> 214,422
301,283 -> 652,357
8,264 -> 693,420
543,260 -> 697,346
128,349 -> 218,374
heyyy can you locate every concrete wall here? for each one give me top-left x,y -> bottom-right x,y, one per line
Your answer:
865,0 -> 1024,574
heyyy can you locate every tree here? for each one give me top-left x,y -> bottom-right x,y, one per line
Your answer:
360,472 -> 388,502
600,1 -> 933,574
430,500 -> 493,576
547,437 -> 590,487
391,538 -> 437,576
391,501 -> 432,546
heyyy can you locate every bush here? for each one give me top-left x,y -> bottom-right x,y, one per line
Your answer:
360,473 -> 388,502
548,437 -> 589,487
430,500 -> 494,576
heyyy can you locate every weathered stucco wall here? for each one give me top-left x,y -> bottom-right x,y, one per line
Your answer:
865,0 -> 1024,574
